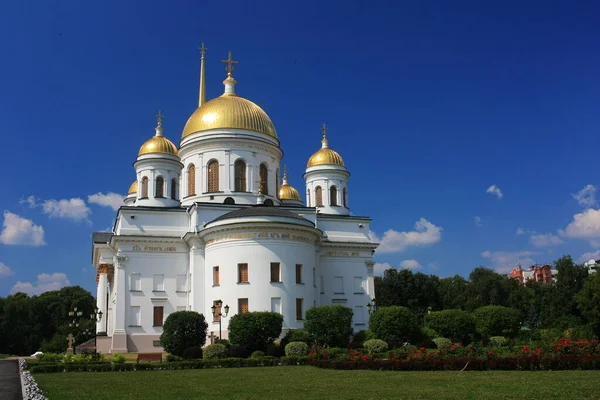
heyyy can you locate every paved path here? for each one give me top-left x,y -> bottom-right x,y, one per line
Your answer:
0,360 -> 22,400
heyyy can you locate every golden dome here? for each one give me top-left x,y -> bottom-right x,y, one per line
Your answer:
279,166 -> 302,201
306,123 -> 345,168
138,125 -> 179,157
127,180 -> 138,195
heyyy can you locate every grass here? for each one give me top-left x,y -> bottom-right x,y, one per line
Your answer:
34,366 -> 600,400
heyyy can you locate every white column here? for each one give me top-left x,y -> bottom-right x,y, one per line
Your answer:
189,239 -> 205,313
96,268 -> 108,334
225,150 -> 231,191
111,255 -> 128,353
366,260 -> 375,299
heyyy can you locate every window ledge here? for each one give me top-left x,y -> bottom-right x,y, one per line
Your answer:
270,281 -> 282,284
152,290 -> 166,293
320,292 -> 325,294
237,282 -> 250,285
296,282 -> 305,285
175,291 -> 188,293
212,284 -> 220,288
128,325 -> 142,327
139,197 -> 149,200
202,191 -> 225,194
152,325 -> 164,328
296,319 -> 304,321
353,292 -> 364,295
333,292 -> 345,295
130,290 -> 142,293
355,323 -> 366,326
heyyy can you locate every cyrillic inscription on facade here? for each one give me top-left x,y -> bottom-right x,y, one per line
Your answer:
327,251 -> 361,257
132,244 -> 177,252
205,231 -> 312,246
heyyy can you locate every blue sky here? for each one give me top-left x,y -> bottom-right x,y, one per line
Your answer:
1,0 -> 599,296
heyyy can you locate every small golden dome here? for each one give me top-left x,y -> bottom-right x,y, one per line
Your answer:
279,165 -> 302,201
138,114 -> 179,158
127,180 -> 138,195
306,123 -> 345,168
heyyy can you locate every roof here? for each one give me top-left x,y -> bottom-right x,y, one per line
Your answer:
93,232 -> 113,244
207,206 -> 313,226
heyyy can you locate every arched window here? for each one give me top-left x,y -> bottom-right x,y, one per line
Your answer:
343,187 -> 347,207
208,160 -> 219,193
170,178 -> 177,200
224,197 -> 235,205
259,164 -> 268,195
141,177 -> 149,198
187,164 -> 196,196
155,176 -> 164,198
264,199 -> 274,206
234,159 -> 246,192
307,189 -> 311,207
330,185 -> 337,206
315,186 -> 323,207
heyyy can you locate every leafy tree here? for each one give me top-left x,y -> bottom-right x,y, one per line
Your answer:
369,306 -> 420,343
438,275 -> 470,310
467,267 -> 509,310
304,305 -> 353,348
472,305 -> 520,338
424,309 -> 476,343
576,271 -> 600,336
228,311 -> 283,353
160,311 -> 208,357
375,269 -> 441,316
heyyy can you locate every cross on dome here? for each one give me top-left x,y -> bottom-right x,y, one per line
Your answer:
155,109 -> 164,136
221,50 -> 238,77
321,122 -> 329,148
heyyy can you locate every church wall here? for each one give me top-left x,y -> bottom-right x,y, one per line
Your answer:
117,210 -> 189,237
318,218 -> 372,242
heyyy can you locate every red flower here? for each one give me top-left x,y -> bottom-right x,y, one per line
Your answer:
488,350 -> 494,355
450,345 -> 456,351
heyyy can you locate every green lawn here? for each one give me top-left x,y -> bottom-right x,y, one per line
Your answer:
34,366 -> 600,400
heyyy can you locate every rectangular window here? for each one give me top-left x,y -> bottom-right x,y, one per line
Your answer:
271,297 -> 282,314
353,277 -> 363,294
213,266 -> 219,286
354,306 -> 365,324
130,306 -> 141,326
334,276 -> 344,294
313,268 -> 316,287
176,274 -> 187,292
320,276 -> 324,293
238,298 -> 249,314
213,300 -> 221,322
296,264 -> 303,284
296,298 -> 303,320
153,306 -> 164,327
238,263 -> 249,283
130,273 -> 141,291
270,262 -> 280,282
153,274 -> 165,291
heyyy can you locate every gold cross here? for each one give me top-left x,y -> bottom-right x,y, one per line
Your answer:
199,42 -> 207,58
321,122 -> 328,139
221,51 -> 238,76
156,109 -> 164,127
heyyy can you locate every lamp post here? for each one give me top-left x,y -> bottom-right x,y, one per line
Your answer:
367,298 -> 376,315
211,301 -> 229,340
90,307 -> 103,357
68,306 -> 102,355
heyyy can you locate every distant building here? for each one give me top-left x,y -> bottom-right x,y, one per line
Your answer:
509,264 -> 556,285
583,259 -> 598,274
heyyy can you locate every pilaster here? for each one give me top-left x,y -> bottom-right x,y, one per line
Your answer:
111,255 -> 129,353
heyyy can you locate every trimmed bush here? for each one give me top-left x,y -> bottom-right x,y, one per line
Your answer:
421,327 -> 439,340
160,311 -> 208,357
266,344 -> 284,358
325,347 -> 346,359
424,309 -> 476,344
228,311 -> 283,353
473,306 -> 520,338
228,345 -> 248,358
280,329 -> 312,349
369,306 -> 420,343
285,341 -> 308,357
182,347 -> 203,360
203,344 -> 227,359
489,336 -> 508,347
304,305 -> 354,348
353,330 -> 376,343
433,338 -> 452,349
364,339 -> 388,355
250,350 -> 265,359
111,353 -> 126,363
417,340 -> 437,350
214,339 -> 231,349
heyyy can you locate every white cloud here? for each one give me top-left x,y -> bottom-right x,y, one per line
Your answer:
577,250 -> 600,264
88,192 -> 124,211
20,195 -> 38,208
399,259 -> 422,269
0,262 -> 14,278
562,208 -> 600,239
486,184 -> 503,199
481,250 -> 537,274
42,198 -> 91,221
370,218 -> 442,254
573,184 -> 597,208
529,233 -> 564,248
516,227 -> 526,236
0,211 -> 46,246
11,273 -> 70,295
373,262 -> 393,276
428,262 -> 439,271
474,216 -> 482,227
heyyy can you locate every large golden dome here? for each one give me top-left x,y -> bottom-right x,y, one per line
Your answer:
138,129 -> 179,157
128,181 -> 138,195
306,124 -> 345,168
182,94 -> 277,140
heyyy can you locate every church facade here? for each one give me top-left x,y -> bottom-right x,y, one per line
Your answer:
92,48 -> 378,354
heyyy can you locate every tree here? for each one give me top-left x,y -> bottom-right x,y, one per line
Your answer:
160,311 -> 208,357
438,275 -> 470,310
576,272 -> 600,337
472,305 -> 520,338
424,309 -> 476,343
228,311 -> 283,353
304,305 -> 353,348
467,267 -> 509,310
374,269 -> 441,316
369,306 -> 420,343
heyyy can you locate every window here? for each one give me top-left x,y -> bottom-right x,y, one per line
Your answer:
334,276 -> 344,294
234,159 -> 246,192
208,160 -> 219,192
271,297 -> 281,314
313,268 -> 316,287
176,274 -> 187,292
343,187 -> 347,207
213,266 -> 219,286
315,186 -> 323,207
170,178 -> 177,200
141,177 -> 149,198
353,277 -> 363,294
320,276 -> 324,293
296,298 -> 303,320
295,264 -> 303,284
130,273 -> 141,291
187,164 -> 196,196
330,185 -> 337,206
259,163 -> 268,195
238,263 -> 248,283
155,176 -> 164,198
213,300 -> 221,322
354,306 -> 365,324
130,306 -> 141,326
153,306 -> 164,327
153,274 -> 165,291
270,262 -> 280,282
238,298 -> 249,314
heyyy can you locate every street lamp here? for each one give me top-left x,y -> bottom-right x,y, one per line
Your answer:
91,307 -> 103,357
367,298 -> 376,315
211,301 -> 229,340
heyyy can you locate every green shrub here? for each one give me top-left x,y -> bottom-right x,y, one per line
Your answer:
266,344 -> 284,357
325,347 -> 346,359
285,341 -> 308,357
489,336 -> 508,347
166,354 -> 182,362
228,345 -> 248,358
304,305 -> 354,348
214,339 -> 231,349
473,306 -> 520,338
280,329 -> 312,349
421,327 -> 439,340
353,330 -> 376,342
433,338 -> 452,349
182,347 -> 203,360
37,353 -> 63,363
250,350 -> 265,359
111,353 -> 126,363
160,311 -> 208,357
228,311 -> 283,353
203,344 -> 227,359
363,339 -> 388,355
369,306 -> 420,343
424,309 -> 476,343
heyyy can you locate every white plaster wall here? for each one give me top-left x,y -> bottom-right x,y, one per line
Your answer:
116,210 -> 189,237
134,157 -> 182,208
304,167 -> 349,215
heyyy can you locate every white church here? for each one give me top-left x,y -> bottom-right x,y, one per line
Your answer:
92,48 -> 378,354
